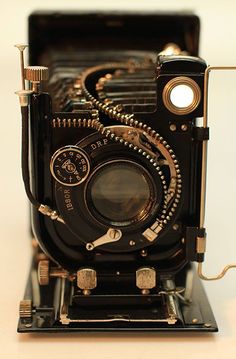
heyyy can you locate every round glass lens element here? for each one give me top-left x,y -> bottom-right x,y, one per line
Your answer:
170,84 -> 194,108
88,162 -> 155,225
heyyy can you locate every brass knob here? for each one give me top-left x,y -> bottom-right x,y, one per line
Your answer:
38,260 -> 50,285
24,66 -> 49,92
19,299 -> 32,318
25,66 -> 49,82
77,268 -> 97,295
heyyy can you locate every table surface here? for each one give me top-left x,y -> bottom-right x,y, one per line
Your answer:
1,1 -> 236,358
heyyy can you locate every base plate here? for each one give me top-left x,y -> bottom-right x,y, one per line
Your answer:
18,262 -> 218,333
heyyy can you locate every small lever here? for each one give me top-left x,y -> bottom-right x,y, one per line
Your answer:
86,228 -> 122,251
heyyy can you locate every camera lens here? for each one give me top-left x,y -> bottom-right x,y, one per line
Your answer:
86,160 -> 157,226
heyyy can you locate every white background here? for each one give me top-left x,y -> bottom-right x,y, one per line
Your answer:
1,1 -> 236,358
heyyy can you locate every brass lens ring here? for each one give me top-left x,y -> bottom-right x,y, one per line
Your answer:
162,76 -> 201,115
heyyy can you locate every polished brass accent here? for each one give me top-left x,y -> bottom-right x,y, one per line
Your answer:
142,227 -> 158,242
77,268 -> 97,295
15,89 -> 33,107
86,228 -> 122,251
196,236 -> 206,254
170,123 -> 177,131
14,44 -> 28,90
160,43 -> 182,56
53,117 -> 95,128
38,204 -> 65,223
197,66 -> 236,281
204,323 -> 212,328
198,262 -> 236,281
15,44 -> 33,106
181,124 -> 188,131
161,279 -> 181,325
38,260 -> 50,285
143,220 -> 163,242
136,267 -> 156,294
140,249 -> 148,257
25,66 -> 49,82
19,299 -> 32,318
59,277 -> 70,325
163,76 -> 201,115
38,260 -> 69,285
25,66 -> 49,92
172,223 -> 179,231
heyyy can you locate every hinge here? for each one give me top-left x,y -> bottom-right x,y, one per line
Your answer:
196,235 -> 206,254
185,227 -> 206,262
192,127 -> 209,141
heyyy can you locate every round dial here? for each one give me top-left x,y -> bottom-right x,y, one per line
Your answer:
50,146 -> 90,186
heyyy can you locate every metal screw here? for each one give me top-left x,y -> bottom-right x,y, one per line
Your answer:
24,323 -> 32,328
129,240 -> 136,246
192,318 -> 198,324
83,289 -> 91,296
170,124 -> 177,131
181,124 -> 188,131
141,289 -> 150,295
115,104 -> 123,112
140,249 -> 148,257
204,323 -> 212,328
109,229 -> 121,240
86,243 -> 94,251
172,223 -> 179,231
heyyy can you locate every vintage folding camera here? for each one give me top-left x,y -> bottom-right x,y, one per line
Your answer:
15,12 -> 236,333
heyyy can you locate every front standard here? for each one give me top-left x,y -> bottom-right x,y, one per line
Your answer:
15,12 -> 223,332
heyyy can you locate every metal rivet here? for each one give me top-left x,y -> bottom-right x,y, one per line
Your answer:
140,249 -> 148,257
24,323 -> 32,328
170,124 -> 177,131
181,124 -> 188,131
172,223 -> 179,231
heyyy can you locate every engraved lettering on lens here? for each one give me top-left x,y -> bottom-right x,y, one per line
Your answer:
63,189 -> 74,211
50,146 -> 90,186
91,138 -> 108,151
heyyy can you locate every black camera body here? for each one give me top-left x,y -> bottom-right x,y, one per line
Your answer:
17,12 -> 217,332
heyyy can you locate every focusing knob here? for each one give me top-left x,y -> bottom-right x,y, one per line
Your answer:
38,260 -> 50,286
19,299 -> 32,318
24,66 -> 49,82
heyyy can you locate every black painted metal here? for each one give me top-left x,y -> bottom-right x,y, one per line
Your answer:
18,262 -> 218,333
17,12 -> 218,333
